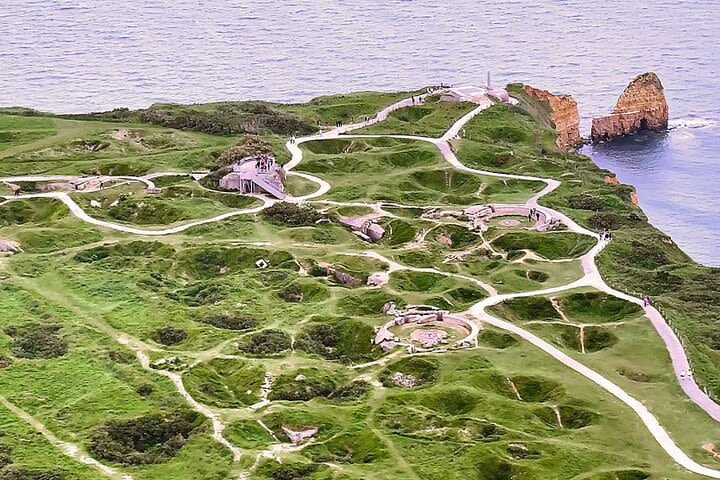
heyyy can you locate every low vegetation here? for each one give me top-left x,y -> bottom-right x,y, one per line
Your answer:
88,413 -> 200,464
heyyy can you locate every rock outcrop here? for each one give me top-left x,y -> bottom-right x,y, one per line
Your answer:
521,85 -> 582,149
0,240 -> 21,254
591,72 -> 669,143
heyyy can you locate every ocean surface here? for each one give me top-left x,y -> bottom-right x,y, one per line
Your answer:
1,0 -> 719,265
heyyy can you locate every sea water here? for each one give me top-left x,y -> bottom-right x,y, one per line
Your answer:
2,0 -> 718,265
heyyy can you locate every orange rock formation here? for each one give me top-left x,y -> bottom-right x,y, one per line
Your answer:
521,85 -> 582,150
591,72 -> 669,143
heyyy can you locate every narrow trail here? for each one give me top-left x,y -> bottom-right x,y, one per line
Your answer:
116,335 -> 242,462
4,91 -> 720,477
0,395 -> 133,480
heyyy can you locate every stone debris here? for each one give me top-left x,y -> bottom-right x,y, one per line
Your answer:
338,216 -> 385,242
324,266 -> 359,285
382,302 -> 397,315
392,372 -> 421,388
410,328 -> 447,348
367,271 -> 389,287
282,426 -> 318,445
507,443 -> 530,459
436,232 -> 453,246
90,199 -> 102,208
0,240 -> 21,254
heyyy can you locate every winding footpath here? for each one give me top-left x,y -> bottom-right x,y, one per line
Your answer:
3,93 -> 720,477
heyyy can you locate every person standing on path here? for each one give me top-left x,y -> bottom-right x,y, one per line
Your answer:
643,295 -> 651,307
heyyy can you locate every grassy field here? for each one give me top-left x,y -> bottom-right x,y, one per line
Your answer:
0,88 -> 717,479
354,99 -> 477,137
297,137 -> 542,205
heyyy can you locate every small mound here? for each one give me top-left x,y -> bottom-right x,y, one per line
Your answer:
558,404 -> 598,429
268,367 -> 338,402
418,386 -> 478,415
302,138 -> 373,155
379,356 -> 439,388
511,375 -> 563,402
305,429 -> 387,464
478,330 -> 518,349
495,297 -> 560,322
616,369 -> 657,383
295,319 -> 379,364
183,358 -> 264,407
473,456 -> 527,480
586,470 -> 650,480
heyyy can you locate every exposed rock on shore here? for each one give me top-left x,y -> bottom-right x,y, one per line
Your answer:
591,72 -> 669,143
520,85 -> 582,149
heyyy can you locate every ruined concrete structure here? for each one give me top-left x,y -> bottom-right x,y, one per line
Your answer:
338,216 -> 385,242
219,154 -> 286,199
591,72 -> 669,143
521,85 -> 582,149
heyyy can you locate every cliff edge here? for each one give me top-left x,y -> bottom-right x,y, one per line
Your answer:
508,84 -> 582,150
591,72 -> 669,143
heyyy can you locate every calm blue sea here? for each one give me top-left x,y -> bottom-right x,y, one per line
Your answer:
1,0 -> 718,265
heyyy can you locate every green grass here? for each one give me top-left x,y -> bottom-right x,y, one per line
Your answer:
1,88 -> 719,480
355,100 -> 476,137
492,231 -> 595,260
297,137 -> 541,206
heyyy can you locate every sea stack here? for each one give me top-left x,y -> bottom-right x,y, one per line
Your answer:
520,85 -> 582,149
591,72 -> 669,143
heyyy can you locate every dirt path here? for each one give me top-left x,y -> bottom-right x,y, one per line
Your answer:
0,395 -> 133,480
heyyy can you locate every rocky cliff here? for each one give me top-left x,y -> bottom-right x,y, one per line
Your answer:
591,72 -> 669,143
520,85 -> 582,150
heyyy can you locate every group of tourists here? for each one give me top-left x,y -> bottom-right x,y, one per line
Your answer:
599,229 -> 614,241
289,135 -> 296,144
527,207 -> 542,222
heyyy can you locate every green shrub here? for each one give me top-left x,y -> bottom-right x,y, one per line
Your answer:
4,324 -> 67,359
199,312 -> 258,331
239,329 -> 291,356
89,412 -> 199,464
136,384 -> 154,397
262,202 -> 325,226
152,326 -> 188,346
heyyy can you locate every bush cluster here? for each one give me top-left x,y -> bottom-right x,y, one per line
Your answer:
238,329 -> 291,356
4,324 -> 67,359
216,135 -> 273,167
199,313 -> 258,331
262,202 -> 325,227
278,284 -> 303,302
152,326 -> 188,346
136,103 -> 315,136
89,413 -> 199,465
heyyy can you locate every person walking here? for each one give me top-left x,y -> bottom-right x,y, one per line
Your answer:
643,295 -> 650,307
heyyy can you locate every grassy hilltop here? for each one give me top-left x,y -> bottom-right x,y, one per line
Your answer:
0,88 -> 719,480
